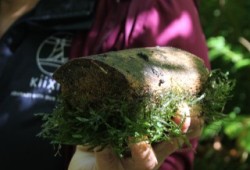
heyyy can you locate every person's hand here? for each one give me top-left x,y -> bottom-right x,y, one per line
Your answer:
68,104 -> 204,170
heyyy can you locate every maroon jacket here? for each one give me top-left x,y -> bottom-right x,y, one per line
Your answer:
70,0 -> 209,169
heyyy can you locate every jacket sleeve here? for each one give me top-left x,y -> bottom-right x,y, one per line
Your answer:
72,0 -> 209,69
125,0 -> 210,68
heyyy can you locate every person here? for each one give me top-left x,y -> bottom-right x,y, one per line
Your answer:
0,0 -> 208,169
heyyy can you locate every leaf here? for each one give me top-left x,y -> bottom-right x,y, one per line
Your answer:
76,117 -> 89,122
235,59 -> 250,69
224,121 -> 243,139
239,128 -> 250,152
201,120 -> 223,140
72,134 -> 82,138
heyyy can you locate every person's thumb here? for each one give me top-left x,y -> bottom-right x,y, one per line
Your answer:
172,102 -> 191,133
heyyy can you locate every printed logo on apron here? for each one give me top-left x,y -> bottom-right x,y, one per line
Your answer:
36,32 -> 72,76
10,32 -> 72,102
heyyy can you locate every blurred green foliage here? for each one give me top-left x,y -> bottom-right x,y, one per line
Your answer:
194,0 -> 250,169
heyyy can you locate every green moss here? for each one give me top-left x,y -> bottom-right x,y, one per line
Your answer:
38,70 -> 235,157
201,70 -> 235,123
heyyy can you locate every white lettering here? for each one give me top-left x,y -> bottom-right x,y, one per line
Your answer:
42,76 -> 48,88
29,74 -> 61,93
47,79 -> 56,91
32,93 -> 44,99
44,95 -> 56,101
38,75 -> 43,88
30,77 -> 39,87
11,91 -> 57,102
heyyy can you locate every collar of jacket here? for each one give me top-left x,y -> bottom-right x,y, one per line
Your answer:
26,0 -> 97,30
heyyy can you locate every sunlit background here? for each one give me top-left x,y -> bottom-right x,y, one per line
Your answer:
194,1 -> 250,169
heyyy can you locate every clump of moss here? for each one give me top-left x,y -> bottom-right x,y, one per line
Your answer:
200,70 -> 235,123
38,70 -> 234,157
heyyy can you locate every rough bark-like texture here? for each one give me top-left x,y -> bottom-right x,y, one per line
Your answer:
53,47 -> 209,107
